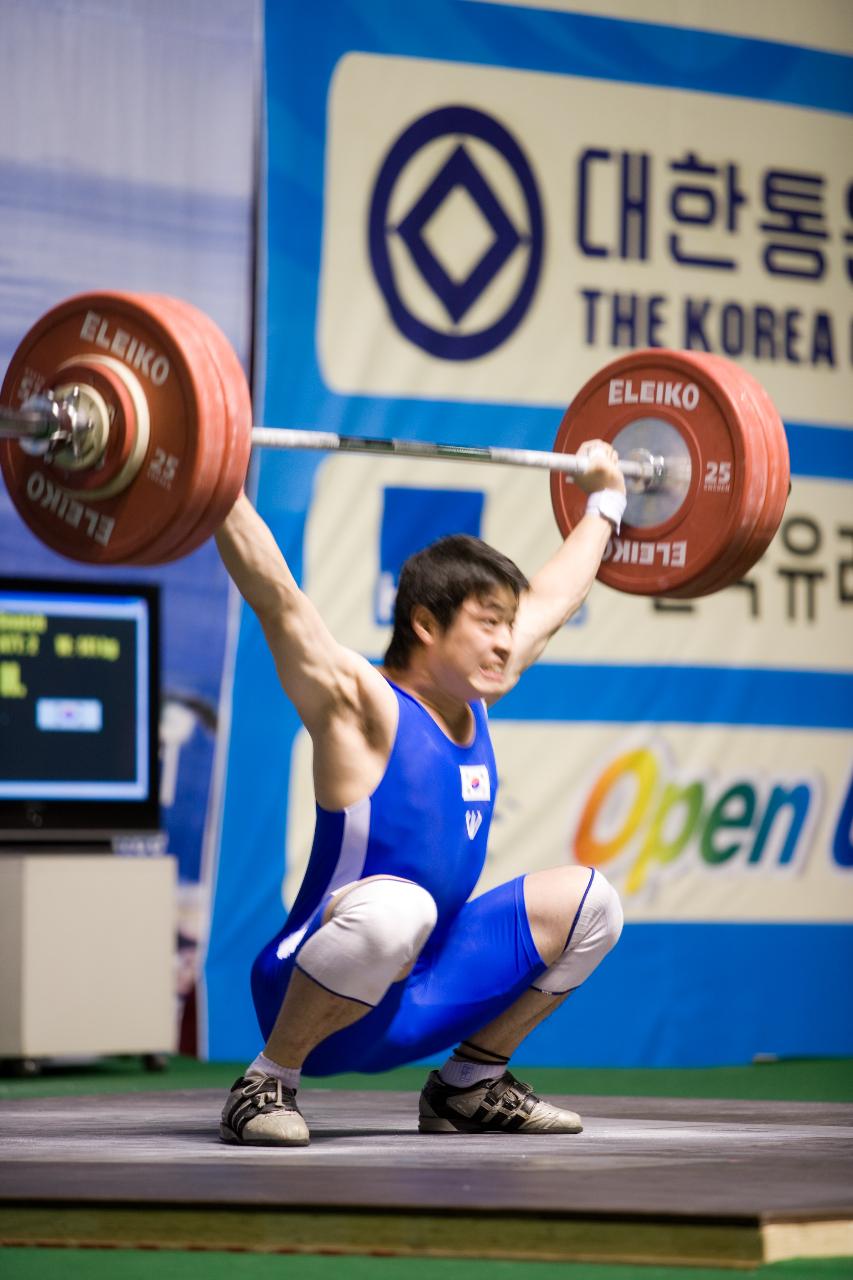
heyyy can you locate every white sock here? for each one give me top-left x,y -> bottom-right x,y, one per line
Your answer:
246,1052 -> 301,1092
438,1055 -> 506,1088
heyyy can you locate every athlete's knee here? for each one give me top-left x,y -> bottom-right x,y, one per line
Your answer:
577,870 -> 623,952
531,869 -> 623,996
330,877 -> 438,960
296,877 -> 437,1006
524,864 -> 595,962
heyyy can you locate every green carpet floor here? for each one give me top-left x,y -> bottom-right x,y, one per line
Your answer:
2,1249 -> 852,1279
2,1054 -> 852,1102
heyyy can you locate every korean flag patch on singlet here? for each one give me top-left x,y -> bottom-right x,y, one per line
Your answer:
460,764 -> 490,802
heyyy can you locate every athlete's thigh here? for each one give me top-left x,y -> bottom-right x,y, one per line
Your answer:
423,874 -> 545,1004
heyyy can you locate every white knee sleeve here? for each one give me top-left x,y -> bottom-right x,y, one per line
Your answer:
295,877 -> 438,1006
532,870 -> 623,995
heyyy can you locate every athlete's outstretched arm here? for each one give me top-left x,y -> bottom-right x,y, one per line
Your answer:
492,442 -> 625,697
216,492 -> 364,730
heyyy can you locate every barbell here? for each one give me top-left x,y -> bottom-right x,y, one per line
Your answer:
0,291 -> 790,597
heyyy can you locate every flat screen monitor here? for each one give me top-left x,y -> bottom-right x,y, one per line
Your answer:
0,576 -> 160,844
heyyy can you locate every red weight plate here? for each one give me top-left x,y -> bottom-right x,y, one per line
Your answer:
121,294 -> 227,564
161,298 -> 252,502
119,294 -> 228,565
659,353 -> 769,598
707,364 -> 789,590
550,349 -> 765,597
672,355 -> 789,596
135,295 -> 252,563
0,292 -> 224,565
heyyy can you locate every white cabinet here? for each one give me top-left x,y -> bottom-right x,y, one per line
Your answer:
0,854 -> 176,1059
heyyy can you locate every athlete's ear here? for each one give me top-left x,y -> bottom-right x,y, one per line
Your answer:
411,605 -> 440,647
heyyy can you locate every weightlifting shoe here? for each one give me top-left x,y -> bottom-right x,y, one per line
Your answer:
220,1073 -> 310,1146
418,1069 -> 583,1134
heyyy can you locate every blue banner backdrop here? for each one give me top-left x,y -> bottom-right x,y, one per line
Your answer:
205,0 -> 853,1066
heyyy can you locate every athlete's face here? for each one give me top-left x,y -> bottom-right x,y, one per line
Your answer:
431,587 -> 517,698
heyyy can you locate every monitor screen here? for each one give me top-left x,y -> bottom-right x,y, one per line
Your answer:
0,577 -> 160,843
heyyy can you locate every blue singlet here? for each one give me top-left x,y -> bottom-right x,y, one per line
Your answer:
283,678 -> 497,933
251,677 -> 546,1074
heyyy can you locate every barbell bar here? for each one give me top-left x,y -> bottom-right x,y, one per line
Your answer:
252,427 -> 668,484
0,290 -> 791,594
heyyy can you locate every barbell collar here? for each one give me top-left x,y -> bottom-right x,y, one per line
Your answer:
0,397 -> 61,444
6,391 -> 102,466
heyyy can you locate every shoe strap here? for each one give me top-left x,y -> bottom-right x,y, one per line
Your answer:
477,1072 -> 540,1123
227,1075 -> 300,1137
487,1071 -> 534,1103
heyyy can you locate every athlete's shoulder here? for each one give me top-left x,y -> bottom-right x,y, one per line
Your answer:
348,651 -> 398,734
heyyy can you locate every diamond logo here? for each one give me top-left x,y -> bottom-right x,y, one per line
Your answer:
369,106 -> 544,361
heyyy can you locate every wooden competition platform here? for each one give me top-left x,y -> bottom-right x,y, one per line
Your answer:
1,1088 -> 852,1268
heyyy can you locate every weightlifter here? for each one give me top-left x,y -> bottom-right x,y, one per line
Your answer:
215,440 -> 627,1145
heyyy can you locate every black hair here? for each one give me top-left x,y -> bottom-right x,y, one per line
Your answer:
383,534 -> 528,670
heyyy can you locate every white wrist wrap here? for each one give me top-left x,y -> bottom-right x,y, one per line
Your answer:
585,488 -> 627,533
